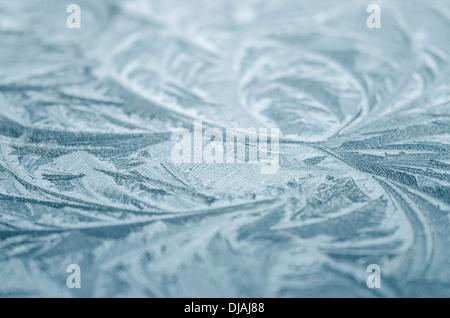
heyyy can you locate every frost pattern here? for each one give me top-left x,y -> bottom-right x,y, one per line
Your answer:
0,0 -> 449,297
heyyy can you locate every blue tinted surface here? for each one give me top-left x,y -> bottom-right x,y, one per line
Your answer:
0,0 -> 449,297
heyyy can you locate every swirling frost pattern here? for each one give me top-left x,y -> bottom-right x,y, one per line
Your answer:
0,0 -> 449,297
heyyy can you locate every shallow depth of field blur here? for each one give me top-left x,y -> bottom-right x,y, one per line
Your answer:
0,0 -> 449,297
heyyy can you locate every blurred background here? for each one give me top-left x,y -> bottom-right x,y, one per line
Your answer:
0,0 -> 449,297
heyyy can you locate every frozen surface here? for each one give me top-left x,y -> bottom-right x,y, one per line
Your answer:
0,0 -> 450,297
